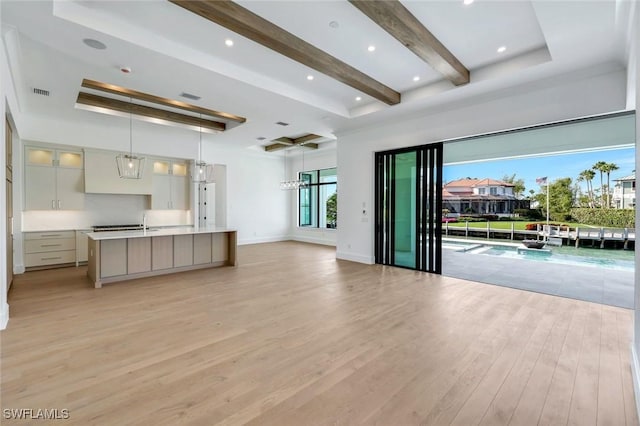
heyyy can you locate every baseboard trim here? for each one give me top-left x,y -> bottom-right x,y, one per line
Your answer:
238,236 -> 289,246
0,303 -> 9,330
291,236 -> 336,247
14,264 -> 25,274
336,251 -> 374,265
631,343 -> 640,422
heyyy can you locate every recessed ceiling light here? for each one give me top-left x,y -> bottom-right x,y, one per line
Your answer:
307,75 -> 314,81
497,46 -> 507,53
463,0 -> 474,5
367,45 -> 376,52
329,21 -> 339,29
83,38 -> 107,50
225,39 -> 234,47
355,96 -> 362,101
413,76 -> 420,82
257,136 -> 266,141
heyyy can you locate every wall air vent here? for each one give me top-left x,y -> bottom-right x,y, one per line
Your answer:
33,88 -> 50,96
180,92 -> 201,101
275,121 -> 289,126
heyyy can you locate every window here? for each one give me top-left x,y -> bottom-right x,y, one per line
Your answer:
478,188 -> 486,195
490,187 -> 498,195
299,167 -> 337,228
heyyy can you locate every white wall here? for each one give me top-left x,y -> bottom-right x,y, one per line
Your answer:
630,0 -> 640,420
202,143 -> 289,245
336,67 -> 628,264
287,141 -> 337,246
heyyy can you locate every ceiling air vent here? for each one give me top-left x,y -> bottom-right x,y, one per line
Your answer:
275,121 -> 289,126
33,88 -> 50,97
179,92 -> 201,101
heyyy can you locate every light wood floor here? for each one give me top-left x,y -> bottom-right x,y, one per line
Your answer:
1,241 -> 637,425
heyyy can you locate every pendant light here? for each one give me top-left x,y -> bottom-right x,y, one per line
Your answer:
192,114 -> 214,183
280,146 -> 309,190
116,97 -> 145,179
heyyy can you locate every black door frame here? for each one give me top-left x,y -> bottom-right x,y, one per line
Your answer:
374,143 -> 443,273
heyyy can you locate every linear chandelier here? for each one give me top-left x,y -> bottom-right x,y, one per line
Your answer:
280,147 -> 308,190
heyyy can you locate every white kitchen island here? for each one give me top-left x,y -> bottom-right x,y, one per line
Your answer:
87,227 -> 237,288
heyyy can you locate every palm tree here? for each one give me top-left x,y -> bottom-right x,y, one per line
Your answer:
602,162 -> 619,208
592,161 -> 607,207
578,169 -> 596,207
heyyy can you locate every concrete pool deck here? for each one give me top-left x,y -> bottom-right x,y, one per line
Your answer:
442,248 -> 634,309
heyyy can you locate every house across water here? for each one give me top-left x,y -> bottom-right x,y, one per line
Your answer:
443,178 -> 530,217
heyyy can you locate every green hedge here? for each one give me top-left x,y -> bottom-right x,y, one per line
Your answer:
570,208 -> 635,228
458,216 -> 487,223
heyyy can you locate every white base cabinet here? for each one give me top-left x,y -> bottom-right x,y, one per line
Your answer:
24,231 -> 76,268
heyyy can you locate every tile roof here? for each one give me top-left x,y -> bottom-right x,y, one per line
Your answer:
615,174 -> 635,181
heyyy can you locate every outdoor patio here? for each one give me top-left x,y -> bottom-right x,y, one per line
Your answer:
442,247 -> 634,309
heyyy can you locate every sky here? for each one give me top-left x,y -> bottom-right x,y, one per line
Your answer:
443,147 -> 635,196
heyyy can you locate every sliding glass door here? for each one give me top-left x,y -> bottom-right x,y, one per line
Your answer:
375,143 -> 443,273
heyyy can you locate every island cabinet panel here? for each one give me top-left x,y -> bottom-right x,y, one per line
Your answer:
212,233 -> 229,263
101,239 -> 127,278
193,234 -> 212,265
87,229 -> 238,288
152,236 -> 173,271
174,235 -> 194,267
128,237 -> 152,274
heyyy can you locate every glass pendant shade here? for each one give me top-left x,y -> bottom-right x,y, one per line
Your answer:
116,97 -> 145,179
116,154 -> 145,179
192,160 -> 215,183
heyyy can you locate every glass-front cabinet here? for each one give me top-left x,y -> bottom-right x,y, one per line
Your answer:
151,159 -> 189,210
24,146 -> 84,210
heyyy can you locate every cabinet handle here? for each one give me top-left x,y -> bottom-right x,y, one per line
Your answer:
41,244 -> 62,247
41,256 -> 62,261
41,234 -> 61,237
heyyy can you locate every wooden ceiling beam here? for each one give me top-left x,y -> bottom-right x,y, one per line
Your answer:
169,0 -> 401,105
76,92 -> 226,132
264,134 -> 322,152
81,78 -> 246,124
273,137 -> 295,146
349,0 -> 470,86
293,134 -> 322,145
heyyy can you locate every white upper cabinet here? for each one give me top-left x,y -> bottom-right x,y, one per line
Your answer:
25,147 -> 85,210
151,159 -> 189,210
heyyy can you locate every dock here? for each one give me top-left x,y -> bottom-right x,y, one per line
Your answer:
442,222 -> 635,249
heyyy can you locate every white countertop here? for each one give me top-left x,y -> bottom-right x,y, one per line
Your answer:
87,226 -> 236,241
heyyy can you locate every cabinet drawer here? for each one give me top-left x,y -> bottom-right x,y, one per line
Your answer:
25,231 -> 75,240
25,238 -> 75,253
25,250 -> 76,267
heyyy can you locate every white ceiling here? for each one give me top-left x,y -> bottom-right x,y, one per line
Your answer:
0,0 -> 633,152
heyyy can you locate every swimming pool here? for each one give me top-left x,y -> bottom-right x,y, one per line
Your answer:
443,239 -> 634,271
